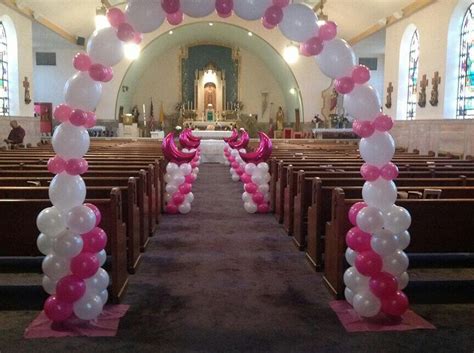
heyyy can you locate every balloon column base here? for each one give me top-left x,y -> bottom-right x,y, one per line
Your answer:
24,304 -> 129,339
329,301 -> 435,332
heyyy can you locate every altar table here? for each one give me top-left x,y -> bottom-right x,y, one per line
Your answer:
191,130 -> 233,139
199,139 -> 227,163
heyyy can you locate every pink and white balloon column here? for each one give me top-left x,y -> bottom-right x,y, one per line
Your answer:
239,132 -> 273,214
162,133 -> 198,214
180,129 -> 202,176
225,129 -> 249,182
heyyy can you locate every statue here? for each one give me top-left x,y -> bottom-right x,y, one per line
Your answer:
23,77 -> 31,105
430,72 -> 441,107
276,106 -> 285,131
385,82 -> 393,109
418,74 -> 428,108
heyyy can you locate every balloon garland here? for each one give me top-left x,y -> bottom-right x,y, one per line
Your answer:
36,0 -> 410,322
162,132 -> 199,214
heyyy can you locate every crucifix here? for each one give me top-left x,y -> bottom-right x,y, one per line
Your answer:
418,74 -> 428,107
23,77 -> 31,105
385,82 -> 393,109
430,71 -> 441,106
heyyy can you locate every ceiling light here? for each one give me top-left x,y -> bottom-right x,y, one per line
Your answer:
209,22 -> 214,26
289,88 -> 297,95
169,30 -> 173,35
248,32 -> 253,36
283,44 -> 299,64
124,43 -> 140,60
95,4 -> 109,30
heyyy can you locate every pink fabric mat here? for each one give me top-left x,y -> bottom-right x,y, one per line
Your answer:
24,305 -> 129,339
330,301 -> 436,332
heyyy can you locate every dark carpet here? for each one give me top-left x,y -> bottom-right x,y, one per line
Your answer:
0,164 -> 473,353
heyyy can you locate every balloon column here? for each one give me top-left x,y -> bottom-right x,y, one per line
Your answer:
239,132 -> 273,213
223,128 -> 238,167
224,129 -> 249,182
180,128 -> 202,174
162,133 -> 198,214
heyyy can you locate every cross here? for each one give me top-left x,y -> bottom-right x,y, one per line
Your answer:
23,77 -> 29,90
432,71 -> 441,87
419,74 -> 428,91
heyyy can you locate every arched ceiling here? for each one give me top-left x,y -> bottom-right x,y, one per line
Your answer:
116,21 -> 301,118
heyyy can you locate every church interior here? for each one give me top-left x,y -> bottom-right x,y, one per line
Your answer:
0,0 -> 473,352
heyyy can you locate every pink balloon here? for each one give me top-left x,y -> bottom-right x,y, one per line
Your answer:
161,0 -> 180,14
318,21 -> 337,41
380,162 -> 399,180
102,67 -> 114,82
262,18 -> 276,29
229,156 -> 236,163
185,174 -> 196,183
165,203 -> 179,214
352,120 -> 375,138
71,253 -> 100,279
167,10 -> 183,25
301,36 -> 323,56
360,163 -> 380,181
191,161 -> 199,168
231,162 -> 239,169
65,158 -> 88,175
69,109 -> 87,126
252,192 -> 265,204
172,192 -> 185,206
107,8 -> 126,28
224,147 -> 229,152
257,203 -> 270,213
345,227 -> 371,252
334,76 -> 355,94
381,290 -> 409,316
54,104 -> 72,122
273,0 -> 289,6
178,183 -> 192,194
48,156 -> 66,174
264,5 -> 283,26
84,203 -> 102,227
89,63 -> 109,82
117,22 -> 135,42
82,227 -> 108,253
352,65 -> 371,84
244,183 -> 258,194
44,296 -> 73,322
56,275 -> 86,303
236,168 -> 244,176
84,111 -> 97,129
369,272 -> 398,299
348,201 -> 367,226
73,53 -> 92,72
373,114 -> 393,132
216,0 -> 233,16
355,251 -> 383,277
240,173 -> 251,183
133,32 -> 143,44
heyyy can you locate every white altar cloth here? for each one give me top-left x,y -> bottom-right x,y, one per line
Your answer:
192,130 -> 232,139
199,139 -> 226,163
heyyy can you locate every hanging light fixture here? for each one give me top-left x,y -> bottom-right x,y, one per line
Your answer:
283,44 -> 299,64
95,1 -> 109,30
124,43 -> 141,60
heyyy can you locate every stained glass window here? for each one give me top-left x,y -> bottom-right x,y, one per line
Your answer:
457,4 -> 474,118
0,21 -> 8,116
407,30 -> 419,120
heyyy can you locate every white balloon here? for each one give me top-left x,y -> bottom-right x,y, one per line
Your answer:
36,207 -> 66,237
49,174 -> 86,212
257,162 -> 269,173
279,4 -> 318,42
73,293 -> 104,320
264,173 -> 271,183
164,173 -> 171,183
125,0 -> 165,33
315,38 -> 355,78
251,174 -> 264,185
37,233 -> 54,255
182,0 -> 214,17
230,149 -> 239,156
244,201 -> 258,213
362,179 -> 397,211
185,192 -> 194,203
179,163 -> 192,176
193,167 -> 199,174
64,72 -> 102,113
98,289 -> 109,305
166,184 -> 178,194
166,162 -> 179,175
352,290 -> 381,317
66,205 -> 96,234
242,192 -> 251,203
383,250 -> 409,276
396,231 -> 411,250
42,254 -> 70,280
245,163 -> 257,175
371,230 -> 399,257
344,287 -> 355,306
356,206 -> 384,234
85,268 -> 110,291
97,249 -> 107,267
231,174 -> 240,182
397,272 -> 409,290
239,149 -> 246,154
87,27 -> 124,66
344,84 -> 381,121
359,132 -> 395,167
343,266 -> 369,291
52,122 -> 90,159
383,205 -> 412,234
164,192 -> 172,202
258,184 -> 270,193
345,247 -> 357,266
234,0 -> 271,20
53,230 -> 83,258
178,202 -> 191,214
42,275 -> 57,295
171,175 -> 185,186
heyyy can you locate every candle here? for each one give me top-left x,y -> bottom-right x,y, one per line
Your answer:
142,104 -> 146,115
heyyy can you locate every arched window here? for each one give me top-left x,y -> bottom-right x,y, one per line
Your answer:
457,4 -> 474,118
407,30 -> 419,119
0,21 -> 8,116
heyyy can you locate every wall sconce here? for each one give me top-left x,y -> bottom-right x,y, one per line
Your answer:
122,86 -> 129,93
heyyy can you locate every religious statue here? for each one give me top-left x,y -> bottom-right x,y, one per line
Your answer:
385,82 -> 393,109
23,77 -> 31,105
430,71 -> 441,107
268,118 -> 275,138
204,83 -> 216,110
131,105 -> 140,122
276,106 -> 285,131
418,74 -> 428,108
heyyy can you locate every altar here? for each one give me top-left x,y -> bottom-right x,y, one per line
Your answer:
199,139 -> 227,163
192,130 -> 232,139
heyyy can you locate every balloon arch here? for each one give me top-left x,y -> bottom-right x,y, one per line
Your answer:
36,0 -> 411,324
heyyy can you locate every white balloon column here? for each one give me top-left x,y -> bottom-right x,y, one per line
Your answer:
35,0 -> 411,321
223,129 -> 250,182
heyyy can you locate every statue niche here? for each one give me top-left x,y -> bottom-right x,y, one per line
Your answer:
195,62 -> 226,121
204,82 -> 217,110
